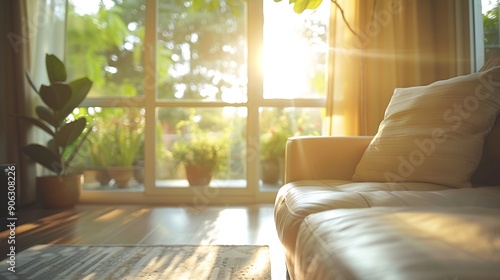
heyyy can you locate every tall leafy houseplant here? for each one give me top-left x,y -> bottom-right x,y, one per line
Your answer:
21,54 -> 92,209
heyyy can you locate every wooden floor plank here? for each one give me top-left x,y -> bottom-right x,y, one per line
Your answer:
1,203 -> 286,279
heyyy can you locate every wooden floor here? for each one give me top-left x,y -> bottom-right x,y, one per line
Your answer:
0,203 -> 287,279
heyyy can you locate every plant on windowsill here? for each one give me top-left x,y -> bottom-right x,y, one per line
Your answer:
260,125 -> 291,184
88,120 -> 113,187
20,53 -> 93,209
172,117 -> 230,186
90,112 -> 144,188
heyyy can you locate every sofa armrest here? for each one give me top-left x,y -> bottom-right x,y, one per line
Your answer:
284,136 -> 373,183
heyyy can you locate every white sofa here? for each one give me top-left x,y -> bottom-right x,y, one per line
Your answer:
274,65 -> 500,279
274,136 -> 500,280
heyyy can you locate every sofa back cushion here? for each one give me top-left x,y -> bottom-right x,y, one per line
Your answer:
472,51 -> 500,185
353,66 -> 500,188
471,116 -> 500,185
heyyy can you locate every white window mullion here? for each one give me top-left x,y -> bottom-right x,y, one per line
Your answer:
471,0 -> 485,71
246,0 -> 264,194
143,0 -> 158,195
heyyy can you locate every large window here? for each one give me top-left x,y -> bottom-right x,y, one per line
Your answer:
67,0 -> 330,203
66,0 -> 496,204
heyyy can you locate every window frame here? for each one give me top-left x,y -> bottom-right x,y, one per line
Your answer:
77,0 -> 328,204
471,0 -> 486,71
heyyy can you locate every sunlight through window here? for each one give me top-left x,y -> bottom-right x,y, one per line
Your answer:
263,0 -> 330,99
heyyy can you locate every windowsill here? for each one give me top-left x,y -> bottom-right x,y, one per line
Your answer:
83,179 -> 282,192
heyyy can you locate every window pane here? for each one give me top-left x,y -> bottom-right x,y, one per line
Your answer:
75,107 -> 145,190
66,0 -> 146,97
259,107 -> 324,190
483,0 -> 500,60
156,1 -> 247,102
263,1 -> 330,99
156,107 -> 247,188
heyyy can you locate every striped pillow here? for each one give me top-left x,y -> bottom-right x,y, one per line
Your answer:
353,66 -> 500,188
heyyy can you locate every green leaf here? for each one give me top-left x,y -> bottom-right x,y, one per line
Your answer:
108,13 -> 129,48
59,77 -> 92,118
289,0 -> 322,13
39,84 -> 71,111
25,73 -> 39,94
293,0 -> 309,13
18,116 -> 54,136
306,0 -> 322,10
22,144 -> 61,174
65,123 -> 93,169
208,1 -> 220,10
47,139 -> 59,155
35,106 -> 57,128
54,118 -> 87,148
46,54 -> 67,83
192,0 -> 203,10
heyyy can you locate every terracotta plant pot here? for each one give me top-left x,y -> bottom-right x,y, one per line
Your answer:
95,168 -> 112,186
261,158 -> 280,184
134,161 -> 144,184
36,174 -> 83,209
107,167 -> 135,188
185,165 -> 212,186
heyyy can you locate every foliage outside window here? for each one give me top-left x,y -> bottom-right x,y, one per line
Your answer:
156,0 -> 247,101
66,0 -> 146,97
484,0 -> 500,60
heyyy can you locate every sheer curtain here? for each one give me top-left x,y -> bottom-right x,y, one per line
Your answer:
1,0 -> 67,205
326,0 -> 471,136
27,0 -> 67,82
27,0 -> 67,179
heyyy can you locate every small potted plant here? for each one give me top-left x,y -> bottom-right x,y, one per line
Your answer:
260,125 -> 290,184
172,118 -> 230,186
88,122 -> 113,187
20,54 -> 92,209
91,111 -> 143,188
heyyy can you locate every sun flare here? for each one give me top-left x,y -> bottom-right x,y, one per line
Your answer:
262,0 -> 329,99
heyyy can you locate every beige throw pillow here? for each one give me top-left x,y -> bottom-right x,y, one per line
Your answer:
353,66 -> 500,188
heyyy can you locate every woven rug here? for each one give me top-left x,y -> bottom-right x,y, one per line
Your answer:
0,244 -> 271,280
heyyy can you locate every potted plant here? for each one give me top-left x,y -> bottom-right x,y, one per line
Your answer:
20,54 -> 92,209
172,118 -> 230,186
91,110 -> 144,188
260,125 -> 291,184
106,123 -> 143,188
88,122 -> 113,187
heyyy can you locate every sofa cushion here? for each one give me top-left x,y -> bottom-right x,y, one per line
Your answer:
472,116 -> 500,185
294,207 -> 500,280
353,66 -> 500,188
472,50 -> 500,185
274,181 -> 500,277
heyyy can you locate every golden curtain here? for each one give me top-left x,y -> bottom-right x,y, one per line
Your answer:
326,0 -> 471,136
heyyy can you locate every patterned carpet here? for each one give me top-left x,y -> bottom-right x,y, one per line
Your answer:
0,244 -> 271,280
